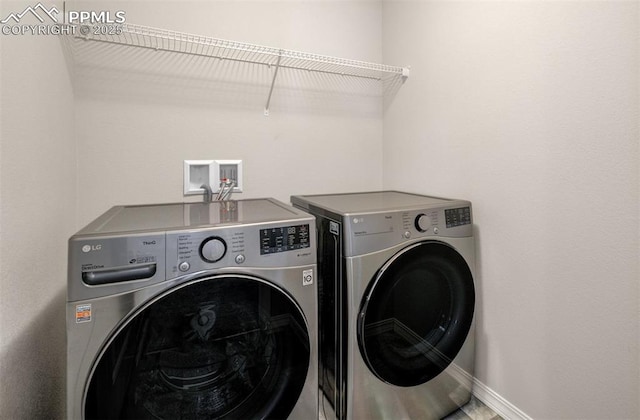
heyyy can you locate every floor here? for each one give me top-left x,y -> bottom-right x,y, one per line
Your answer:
319,395 -> 503,420
444,396 -> 504,420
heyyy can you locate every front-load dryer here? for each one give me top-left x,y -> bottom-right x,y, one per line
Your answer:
291,191 -> 475,420
67,198 -> 318,419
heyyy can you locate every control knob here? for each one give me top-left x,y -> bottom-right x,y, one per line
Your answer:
414,213 -> 432,233
200,237 -> 227,263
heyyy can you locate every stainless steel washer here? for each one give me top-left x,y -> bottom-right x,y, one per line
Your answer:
67,199 -> 318,419
291,191 -> 475,420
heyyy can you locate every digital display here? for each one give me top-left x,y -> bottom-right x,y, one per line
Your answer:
260,224 -> 310,255
445,207 -> 471,228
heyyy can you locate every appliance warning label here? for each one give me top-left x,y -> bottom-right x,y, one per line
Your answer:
75,304 -> 92,323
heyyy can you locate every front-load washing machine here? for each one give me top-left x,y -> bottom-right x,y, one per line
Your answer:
291,191 -> 475,420
67,198 -> 318,419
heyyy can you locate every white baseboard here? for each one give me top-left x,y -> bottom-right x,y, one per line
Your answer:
472,378 -> 533,420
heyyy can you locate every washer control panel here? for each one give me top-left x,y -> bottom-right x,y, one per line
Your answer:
260,224 -> 310,255
68,198 -> 317,301
166,222 -> 314,278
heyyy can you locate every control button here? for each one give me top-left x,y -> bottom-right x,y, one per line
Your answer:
235,254 -> 246,264
178,261 -> 190,272
433,227 -> 439,234
200,237 -> 227,263
415,213 -> 431,232
403,231 -> 411,239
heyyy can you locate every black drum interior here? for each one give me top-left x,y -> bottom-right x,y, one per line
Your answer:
358,241 -> 475,387
85,276 -> 310,419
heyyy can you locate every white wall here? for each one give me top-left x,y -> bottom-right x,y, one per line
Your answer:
382,1 -> 639,419
0,1 -> 76,417
69,0 -> 385,226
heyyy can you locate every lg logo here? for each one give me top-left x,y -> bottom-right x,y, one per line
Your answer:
82,244 -> 102,253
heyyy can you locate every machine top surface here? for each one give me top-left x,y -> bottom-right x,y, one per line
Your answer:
75,198 -> 310,236
291,191 -> 460,215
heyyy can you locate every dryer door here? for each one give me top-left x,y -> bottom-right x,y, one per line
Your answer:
84,275 -> 310,419
357,241 -> 474,387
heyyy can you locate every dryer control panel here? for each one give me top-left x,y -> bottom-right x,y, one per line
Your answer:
343,204 -> 472,257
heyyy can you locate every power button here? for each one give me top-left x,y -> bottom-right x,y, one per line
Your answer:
178,261 -> 190,272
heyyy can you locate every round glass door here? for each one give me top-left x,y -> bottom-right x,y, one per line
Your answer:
85,275 -> 310,419
357,242 -> 475,387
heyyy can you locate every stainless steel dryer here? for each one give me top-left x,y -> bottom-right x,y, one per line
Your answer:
67,199 -> 318,419
291,191 -> 475,420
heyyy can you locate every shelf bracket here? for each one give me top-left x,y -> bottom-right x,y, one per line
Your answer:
264,51 -> 282,116
402,66 -> 411,82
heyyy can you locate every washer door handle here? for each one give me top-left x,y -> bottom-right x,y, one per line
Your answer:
82,263 -> 157,285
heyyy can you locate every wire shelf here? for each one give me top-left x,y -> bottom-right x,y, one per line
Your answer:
66,23 -> 410,114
